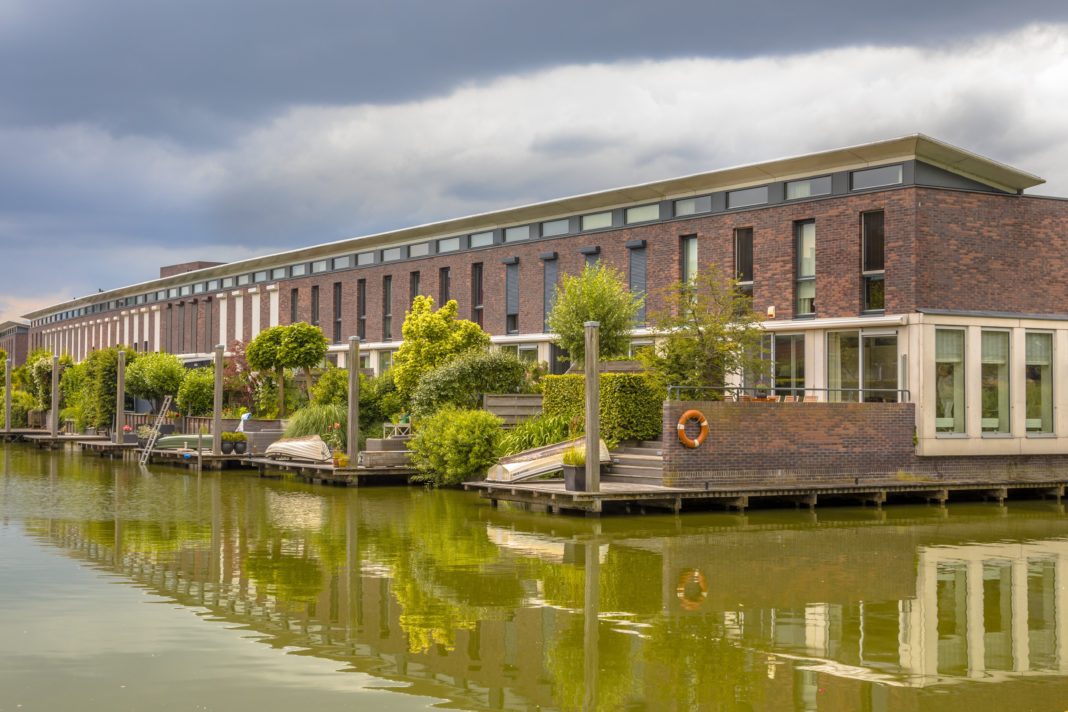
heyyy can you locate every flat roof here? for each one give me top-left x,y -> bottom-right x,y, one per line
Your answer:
22,134 -> 1045,320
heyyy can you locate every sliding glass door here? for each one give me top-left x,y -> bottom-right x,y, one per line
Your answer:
827,331 -> 899,402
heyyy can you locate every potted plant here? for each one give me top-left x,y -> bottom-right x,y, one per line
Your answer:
562,446 -> 586,491
231,431 -> 248,455
220,431 -> 236,455
122,424 -> 138,444
323,422 -> 345,467
136,425 -> 157,448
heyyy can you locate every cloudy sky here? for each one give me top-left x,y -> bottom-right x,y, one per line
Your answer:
2,1 -> 1067,322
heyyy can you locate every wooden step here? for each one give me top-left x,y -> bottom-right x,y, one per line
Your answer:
608,463 -> 664,478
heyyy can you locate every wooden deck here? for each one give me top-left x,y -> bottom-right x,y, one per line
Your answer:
466,478 -> 1068,514
21,433 -> 109,450
139,448 -> 249,470
79,440 -> 138,458
248,457 -> 414,486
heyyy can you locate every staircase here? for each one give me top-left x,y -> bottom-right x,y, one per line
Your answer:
604,439 -> 664,485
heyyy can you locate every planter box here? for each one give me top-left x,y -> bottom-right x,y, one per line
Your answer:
563,464 -> 586,491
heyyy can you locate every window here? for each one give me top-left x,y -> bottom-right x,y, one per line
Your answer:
680,235 -> 698,283
583,247 -> 600,269
333,256 -> 352,269
501,344 -> 538,363
1026,332 -> 1053,433
409,271 -> 421,305
409,242 -> 430,258
981,330 -> 1010,434
310,286 -> 320,326
727,186 -> 768,209
935,329 -> 965,433
253,271 -> 268,283
291,264 -> 307,277
470,231 -> 494,248
271,268 -> 287,280
332,282 -> 342,343
357,279 -> 366,340
506,262 -> 519,333
312,260 -> 328,274
629,245 -> 647,324
471,263 -> 484,327
438,237 -> 460,253
786,176 -> 832,200
773,334 -> 805,396
290,288 -> 299,323
504,226 -> 529,243
581,212 -> 612,231
192,284 -> 204,295
378,350 -> 393,374
734,227 -> 753,299
382,276 -> 392,340
541,219 -> 569,237
439,266 -> 451,304
625,204 -> 659,224
168,288 -> 179,298
862,212 -> 885,312
795,221 -> 816,316
827,331 -> 898,403
852,165 -> 903,191
674,196 -> 711,216
382,248 -> 402,262
237,275 -> 251,286
543,257 -> 558,332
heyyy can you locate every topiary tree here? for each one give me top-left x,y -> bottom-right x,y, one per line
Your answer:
280,322 -> 329,398
246,325 -> 287,416
176,367 -> 215,417
391,296 -> 490,404
410,349 -> 525,416
547,263 -> 643,365
125,351 -> 185,410
409,407 -> 503,486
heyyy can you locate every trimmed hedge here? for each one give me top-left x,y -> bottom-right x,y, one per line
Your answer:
542,372 -> 664,447
410,407 -> 503,486
410,349 -> 525,416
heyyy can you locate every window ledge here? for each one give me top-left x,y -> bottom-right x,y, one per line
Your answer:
980,433 -> 1013,438
935,433 -> 969,439
1026,432 -> 1056,439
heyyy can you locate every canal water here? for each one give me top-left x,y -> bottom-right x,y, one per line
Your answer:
2,446 -> 1068,711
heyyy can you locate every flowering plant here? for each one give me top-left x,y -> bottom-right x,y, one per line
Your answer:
322,421 -> 344,452
123,424 -> 133,433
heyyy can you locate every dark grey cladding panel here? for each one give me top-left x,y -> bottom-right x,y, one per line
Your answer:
915,160 -> 1010,194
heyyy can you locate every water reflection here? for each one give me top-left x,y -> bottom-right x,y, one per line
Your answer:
4,445 -> 1068,710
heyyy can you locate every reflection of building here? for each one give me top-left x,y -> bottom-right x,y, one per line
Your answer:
17,135 -> 1068,462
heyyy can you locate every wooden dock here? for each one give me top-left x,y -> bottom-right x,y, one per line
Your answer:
466,478 -> 1068,514
247,457 -> 414,486
139,448 -> 249,470
21,433 -> 109,450
79,440 -> 138,458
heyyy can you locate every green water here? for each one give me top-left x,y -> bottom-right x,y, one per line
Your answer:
3,446 -> 1068,711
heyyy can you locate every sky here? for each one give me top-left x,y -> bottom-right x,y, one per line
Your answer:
2,0 -> 1067,322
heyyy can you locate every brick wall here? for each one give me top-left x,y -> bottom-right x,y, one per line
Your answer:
159,261 -> 225,278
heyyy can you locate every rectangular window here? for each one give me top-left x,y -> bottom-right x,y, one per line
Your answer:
357,280 -> 366,340
290,288 -> 299,323
310,285 -> 320,326
470,231 -> 494,248
382,248 -> 402,262
378,350 -> 393,374
581,212 -> 612,231
471,263 -> 484,327
674,196 -> 712,217
253,271 -> 268,283
541,219 -> 570,237
786,176 -> 833,200
936,329 -> 965,433
680,235 -> 698,283
795,221 -> 816,316
312,260 -> 328,274
290,264 -> 307,277
1026,332 -> 1053,433
734,227 -> 753,299
506,263 -> 519,334
333,255 -> 352,270
981,330 -> 1010,434
543,258 -> 558,332
727,185 -> 769,209
332,282 -> 342,343
192,284 -> 204,295
862,334 -> 898,403
625,204 -> 659,224
180,285 -> 192,296
774,334 -> 805,397
271,267 -> 287,280
409,242 -> 430,258
629,247 -> 647,324
438,237 -> 460,253
504,225 -> 529,242
382,276 -> 392,340
862,211 -> 885,312
207,280 -> 220,291
852,165 -> 903,191
409,271 -> 420,305
439,267 -> 451,304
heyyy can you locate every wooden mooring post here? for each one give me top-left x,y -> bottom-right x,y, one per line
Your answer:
212,344 -> 224,456
584,321 -> 600,495
347,336 -> 360,465
113,350 -> 125,444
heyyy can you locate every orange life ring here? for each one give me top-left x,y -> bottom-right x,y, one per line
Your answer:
676,568 -> 708,611
676,409 -> 709,448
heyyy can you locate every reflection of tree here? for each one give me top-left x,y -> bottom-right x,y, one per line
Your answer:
244,535 -> 325,603
521,545 -> 661,613
544,614 -> 639,712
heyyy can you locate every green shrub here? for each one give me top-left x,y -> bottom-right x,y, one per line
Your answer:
499,413 -> 573,456
409,408 -> 503,487
283,403 -> 347,448
0,390 -> 35,428
176,367 -> 215,416
410,349 -> 525,416
311,365 -> 349,406
126,352 -> 185,407
221,431 -> 248,443
562,445 -> 585,466
542,372 -> 664,447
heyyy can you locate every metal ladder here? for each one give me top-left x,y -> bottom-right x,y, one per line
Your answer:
138,395 -> 173,466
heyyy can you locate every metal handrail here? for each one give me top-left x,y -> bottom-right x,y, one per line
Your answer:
666,385 -> 912,402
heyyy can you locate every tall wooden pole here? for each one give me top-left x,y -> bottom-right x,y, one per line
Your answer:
4,356 -> 11,434
113,350 -> 126,444
50,355 -> 59,437
212,344 -> 224,456
347,336 -> 360,464
584,321 -> 600,493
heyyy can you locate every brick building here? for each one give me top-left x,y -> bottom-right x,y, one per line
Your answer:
19,134 -> 1068,457
0,320 -> 29,367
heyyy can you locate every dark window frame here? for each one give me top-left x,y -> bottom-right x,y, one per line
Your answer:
382,275 -> 393,341
861,211 -> 886,313
471,263 -> 484,327
439,266 -> 451,305
310,285 -> 320,327
356,279 -> 366,341
332,282 -> 343,343
795,220 -> 816,317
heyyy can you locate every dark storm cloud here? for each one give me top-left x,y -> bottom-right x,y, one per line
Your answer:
1,0 -> 1066,143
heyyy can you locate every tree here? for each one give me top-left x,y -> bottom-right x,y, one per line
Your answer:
126,352 -> 185,409
410,349 -> 525,416
176,367 -> 214,416
546,263 -> 643,364
223,339 -> 260,412
80,346 -> 136,429
246,325 -> 288,416
279,322 -> 329,398
639,264 -> 766,394
0,347 -> 6,380
391,296 -> 490,403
